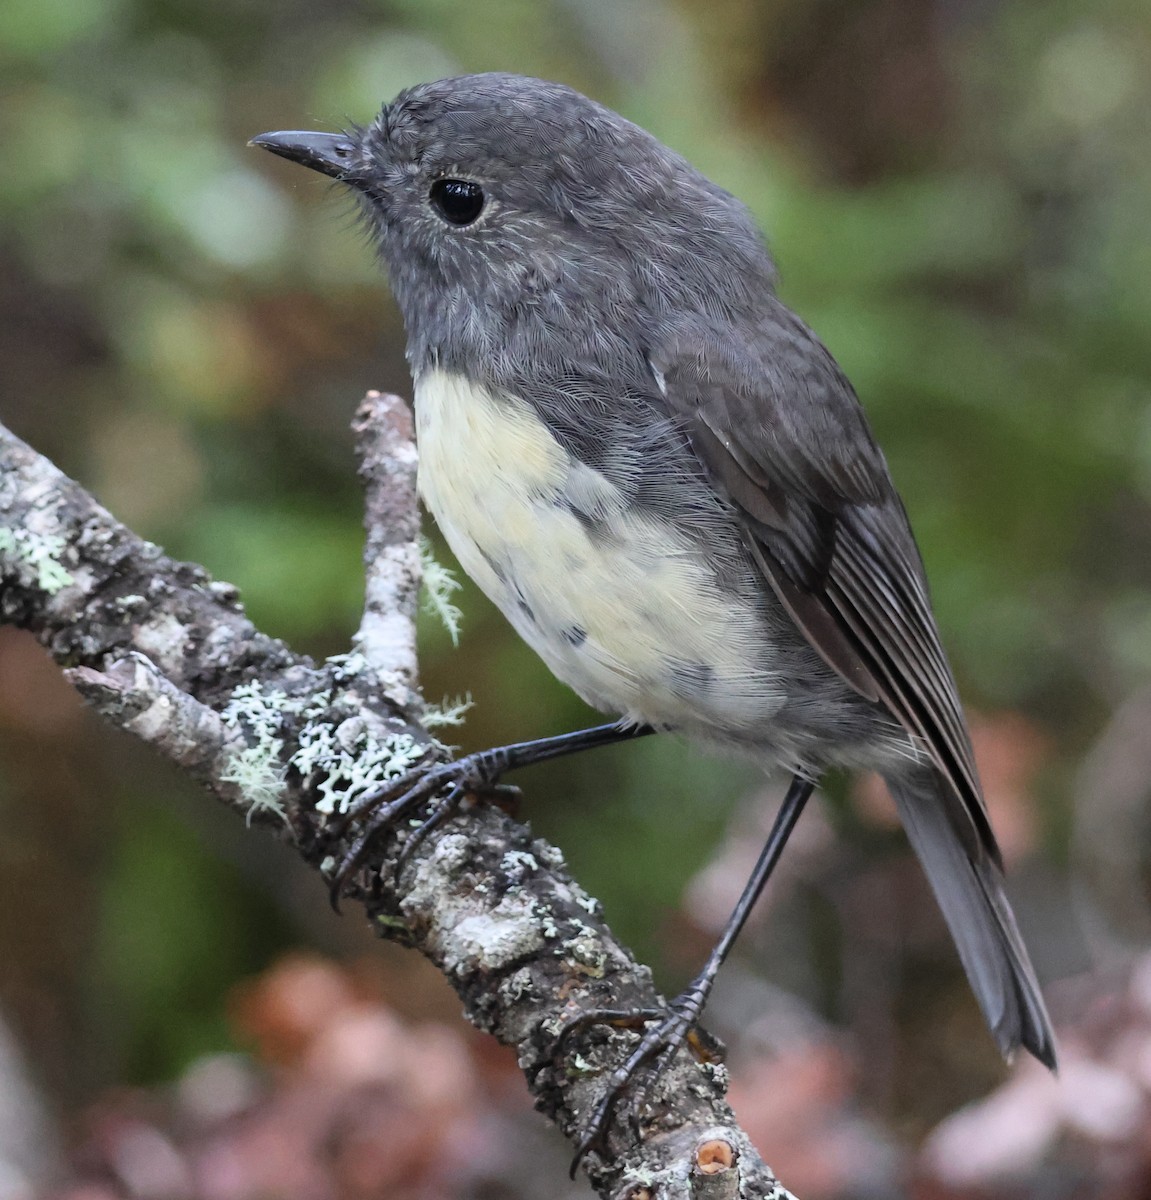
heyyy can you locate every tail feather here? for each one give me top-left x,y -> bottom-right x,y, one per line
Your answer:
885,769 -> 1057,1069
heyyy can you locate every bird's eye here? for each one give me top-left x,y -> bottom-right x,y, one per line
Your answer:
429,178 -> 485,226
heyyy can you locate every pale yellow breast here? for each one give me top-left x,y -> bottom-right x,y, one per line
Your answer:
413,369 -> 781,732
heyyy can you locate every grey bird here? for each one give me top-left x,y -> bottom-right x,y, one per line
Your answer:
251,71 -> 1056,1155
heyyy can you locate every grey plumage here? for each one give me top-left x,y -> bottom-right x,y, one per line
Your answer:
252,72 -> 1056,1069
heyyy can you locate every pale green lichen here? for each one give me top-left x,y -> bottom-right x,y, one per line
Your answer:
501,848 -> 539,881
422,693 -> 472,729
221,679 -> 424,820
534,842 -> 565,869
533,900 -> 560,940
219,681 -> 290,819
0,528 -> 74,594
325,650 -> 370,683
218,652 -> 476,824
502,966 -> 536,1002
567,935 -> 606,977
220,676 -> 433,820
291,712 -> 428,816
419,536 -> 463,645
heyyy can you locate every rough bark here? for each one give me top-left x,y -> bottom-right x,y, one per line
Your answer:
0,393 -> 796,1200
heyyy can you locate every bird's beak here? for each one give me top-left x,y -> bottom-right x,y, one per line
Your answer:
248,130 -> 362,184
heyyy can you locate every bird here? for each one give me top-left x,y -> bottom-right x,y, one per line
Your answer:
251,71 -> 1056,1160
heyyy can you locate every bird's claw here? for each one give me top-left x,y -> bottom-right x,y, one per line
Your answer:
325,748 -> 519,909
559,993 -> 722,1178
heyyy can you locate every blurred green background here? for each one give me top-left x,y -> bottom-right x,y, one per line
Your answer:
3,0 -> 1151,1194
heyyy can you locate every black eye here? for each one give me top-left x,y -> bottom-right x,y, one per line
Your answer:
429,178 -> 485,226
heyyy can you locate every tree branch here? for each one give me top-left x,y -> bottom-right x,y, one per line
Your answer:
0,395 -> 796,1200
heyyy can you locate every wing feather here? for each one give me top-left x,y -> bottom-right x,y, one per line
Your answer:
654,303 -> 994,859
651,300 -> 1052,1061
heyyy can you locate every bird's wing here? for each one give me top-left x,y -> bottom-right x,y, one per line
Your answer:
653,300 -> 995,862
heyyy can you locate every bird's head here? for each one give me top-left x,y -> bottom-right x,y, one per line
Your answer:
251,72 -> 773,368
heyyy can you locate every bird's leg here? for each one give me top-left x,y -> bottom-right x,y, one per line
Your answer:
327,722 -> 655,906
561,772 -> 817,1175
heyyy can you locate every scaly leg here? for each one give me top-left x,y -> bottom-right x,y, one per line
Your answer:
561,772 -> 817,1175
328,722 -> 656,906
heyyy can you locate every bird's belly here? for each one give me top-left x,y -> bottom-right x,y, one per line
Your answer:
413,370 -> 783,732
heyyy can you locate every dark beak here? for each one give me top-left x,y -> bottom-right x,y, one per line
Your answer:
248,130 -> 362,183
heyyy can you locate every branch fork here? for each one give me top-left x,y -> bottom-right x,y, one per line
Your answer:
0,391 -> 793,1199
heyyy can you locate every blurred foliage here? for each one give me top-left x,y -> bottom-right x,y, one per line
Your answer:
3,0 -> 1151,1192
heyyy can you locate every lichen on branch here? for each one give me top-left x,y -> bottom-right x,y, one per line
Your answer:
0,394 -> 793,1200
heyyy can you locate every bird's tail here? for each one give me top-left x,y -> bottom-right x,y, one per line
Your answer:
884,768 -> 1057,1069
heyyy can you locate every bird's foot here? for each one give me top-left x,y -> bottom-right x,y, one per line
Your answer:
326,746 -> 523,908
558,978 -> 723,1177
